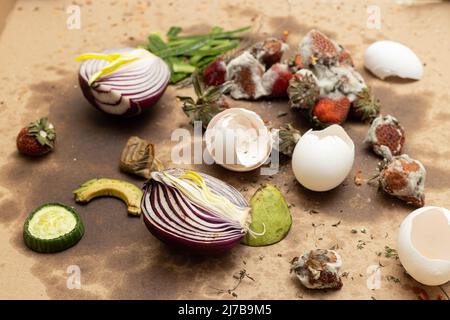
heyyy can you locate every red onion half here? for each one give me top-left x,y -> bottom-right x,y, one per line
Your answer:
78,48 -> 170,117
142,168 -> 251,253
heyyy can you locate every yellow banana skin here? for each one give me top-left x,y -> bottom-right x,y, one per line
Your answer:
73,178 -> 143,216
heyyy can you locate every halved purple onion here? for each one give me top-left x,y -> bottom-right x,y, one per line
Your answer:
141,169 -> 250,253
78,48 -> 170,117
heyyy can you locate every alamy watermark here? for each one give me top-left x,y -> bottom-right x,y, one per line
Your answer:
66,5 -> 81,30
66,265 -> 81,289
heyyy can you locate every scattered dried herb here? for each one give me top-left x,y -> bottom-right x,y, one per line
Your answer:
331,220 -> 341,227
354,170 -> 364,186
386,275 -> 401,284
357,240 -> 366,250
213,269 -> 255,298
384,246 -> 399,259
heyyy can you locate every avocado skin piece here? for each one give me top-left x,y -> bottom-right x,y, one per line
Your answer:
73,178 -> 143,216
242,184 -> 292,246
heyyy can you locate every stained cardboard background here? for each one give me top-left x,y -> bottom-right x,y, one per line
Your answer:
0,0 -> 449,299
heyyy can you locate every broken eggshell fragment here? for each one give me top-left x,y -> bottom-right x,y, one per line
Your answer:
205,108 -> 272,172
398,206 -> 450,286
291,124 -> 355,191
364,41 -> 424,80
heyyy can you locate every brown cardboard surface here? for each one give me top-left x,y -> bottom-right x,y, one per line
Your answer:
0,0 -> 449,300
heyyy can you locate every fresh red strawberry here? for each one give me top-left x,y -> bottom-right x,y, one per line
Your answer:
203,58 -> 227,86
338,49 -> 354,67
365,115 -> 405,157
262,63 -> 293,97
311,97 -> 350,127
16,117 -> 56,156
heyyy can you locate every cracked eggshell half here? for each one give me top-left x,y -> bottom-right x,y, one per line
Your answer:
397,206 -> 450,286
364,41 -> 423,80
291,125 -> 354,192
205,108 -> 272,172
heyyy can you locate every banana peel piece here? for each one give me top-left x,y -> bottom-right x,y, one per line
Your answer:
242,184 -> 292,246
73,178 -> 143,216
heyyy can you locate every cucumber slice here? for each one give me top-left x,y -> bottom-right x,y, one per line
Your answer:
23,203 -> 84,253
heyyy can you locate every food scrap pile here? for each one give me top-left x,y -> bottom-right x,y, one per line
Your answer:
14,23 -> 449,299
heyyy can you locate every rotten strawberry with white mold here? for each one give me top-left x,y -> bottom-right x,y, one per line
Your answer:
291,249 -> 343,290
262,63 -> 293,97
203,58 -> 227,86
365,115 -> 405,157
16,117 -> 56,156
287,54 -> 305,73
298,29 -> 340,66
288,69 -> 320,109
226,51 -> 267,100
373,151 -> 426,208
249,37 -> 289,68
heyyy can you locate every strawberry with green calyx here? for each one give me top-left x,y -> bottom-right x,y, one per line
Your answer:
350,87 -> 381,121
364,114 -> 405,157
369,149 -> 426,208
271,123 -> 301,157
177,74 -> 231,129
310,97 -> 351,128
287,70 -> 320,110
16,117 -> 56,156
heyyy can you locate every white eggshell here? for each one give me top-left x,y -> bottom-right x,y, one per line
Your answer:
291,125 -> 354,192
205,108 -> 272,172
364,40 -> 423,80
397,206 -> 450,286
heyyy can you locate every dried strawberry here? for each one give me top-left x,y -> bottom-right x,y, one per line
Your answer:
250,38 -> 288,68
311,97 -> 351,127
203,58 -> 227,86
262,63 -> 293,97
365,115 -> 405,157
377,153 -> 426,207
16,117 -> 56,156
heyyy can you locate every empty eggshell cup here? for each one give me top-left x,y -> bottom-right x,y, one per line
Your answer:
397,206 -> 450,286
291,124 -> 355,192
